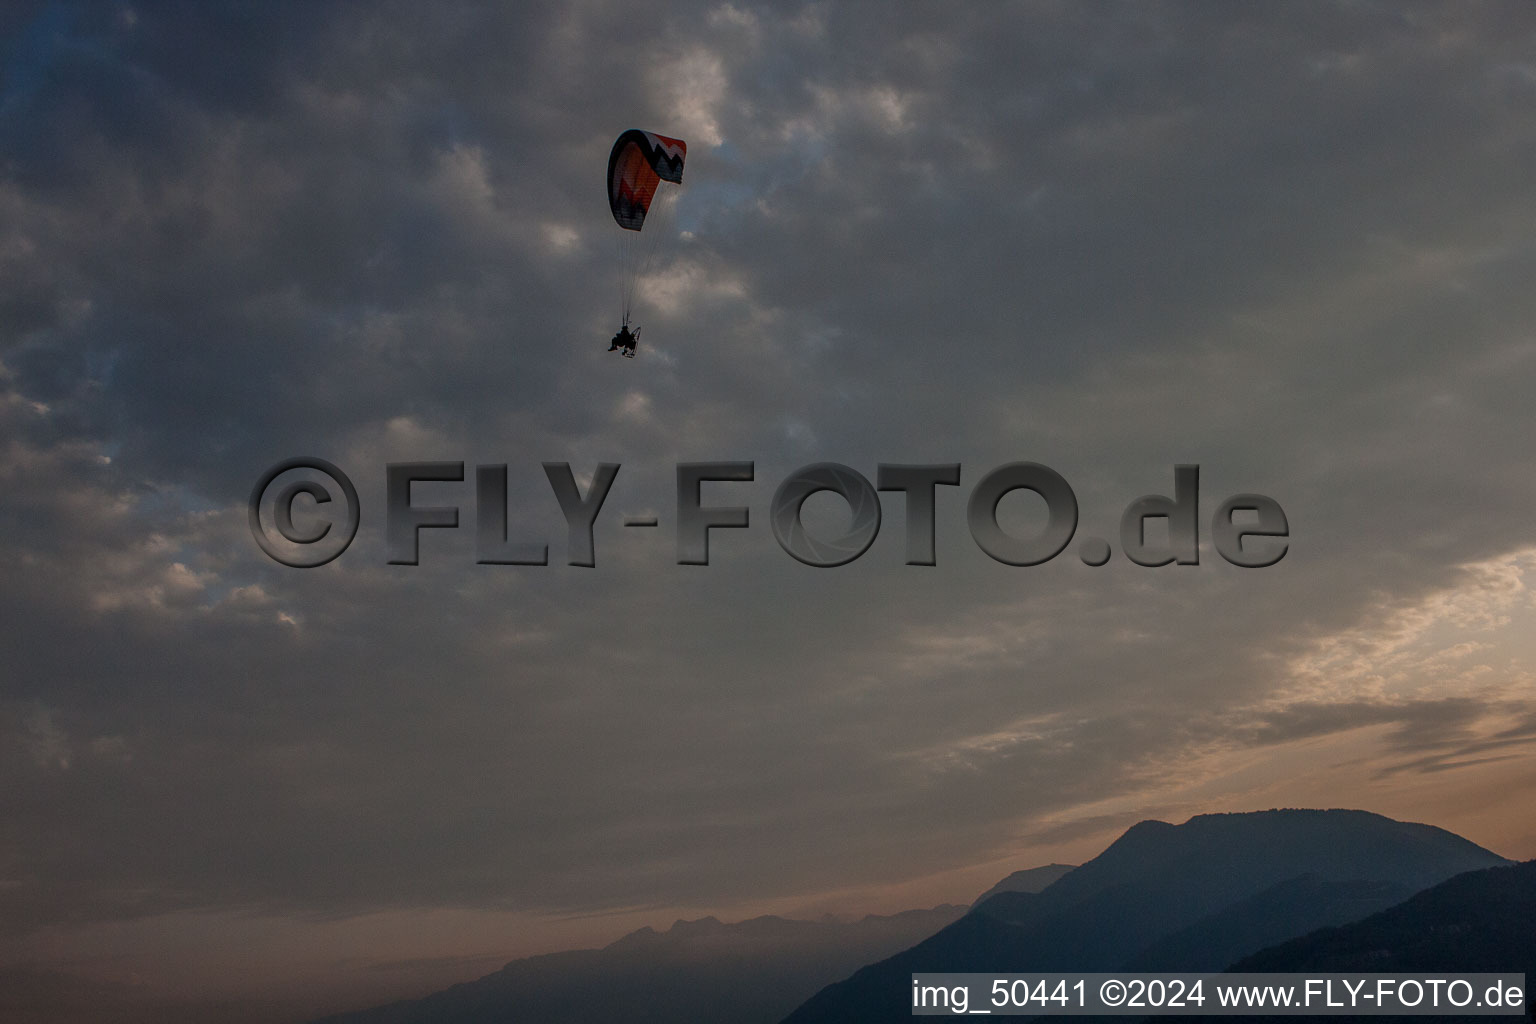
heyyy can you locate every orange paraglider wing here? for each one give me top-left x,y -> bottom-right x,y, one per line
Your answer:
607,130 -> 687,231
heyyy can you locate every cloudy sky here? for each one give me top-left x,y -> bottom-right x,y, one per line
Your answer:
4,1 -> 1536,1020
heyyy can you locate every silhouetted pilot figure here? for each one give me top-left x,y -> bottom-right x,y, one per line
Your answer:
609,325 -> 637,358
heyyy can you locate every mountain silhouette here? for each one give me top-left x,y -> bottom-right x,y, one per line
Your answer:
971,863 -> 1076,905
1124,874 -> 1415,971
781,809 -> 1509,1023
1233,860 -> 1534,1016
1232,858 -> 1535,973
312,810 -> 1514,1024
310,906 -> 965,1024
1159,860 -> 1536,1023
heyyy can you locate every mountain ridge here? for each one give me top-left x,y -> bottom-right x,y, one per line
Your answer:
310,810 -> 1514,1024
310,904 -> 968,1024
781,809 -> 1510,1023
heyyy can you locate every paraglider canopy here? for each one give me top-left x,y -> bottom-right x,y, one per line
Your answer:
607,130 -> 687,231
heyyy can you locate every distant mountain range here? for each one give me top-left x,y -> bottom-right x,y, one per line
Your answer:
782,809 -> 1510,1022
315,809 -> 1519,1024
311,906 -> 966,1024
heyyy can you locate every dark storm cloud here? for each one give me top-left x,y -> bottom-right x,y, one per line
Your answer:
3,0 -> 1536,957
